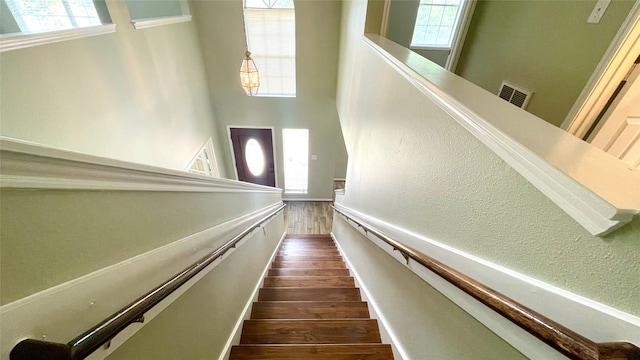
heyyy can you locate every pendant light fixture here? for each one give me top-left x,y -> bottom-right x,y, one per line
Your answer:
240,2 -> 259,96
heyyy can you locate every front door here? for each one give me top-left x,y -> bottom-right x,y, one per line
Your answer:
229,127 -> 276,187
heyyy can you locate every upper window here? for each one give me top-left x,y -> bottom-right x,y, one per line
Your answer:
244,0 -> 296,97
2,0 -> 109,34
411,0 -> 462,48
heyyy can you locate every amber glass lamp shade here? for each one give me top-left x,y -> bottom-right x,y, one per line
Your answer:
240,51 -> 260,96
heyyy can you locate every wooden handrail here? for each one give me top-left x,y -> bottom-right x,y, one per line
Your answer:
10,203 -> 287,360
332,205 -> 640,360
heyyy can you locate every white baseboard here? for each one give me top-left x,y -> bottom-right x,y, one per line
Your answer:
218,232 -> 286,360
1,202 -> 284,360
332,204 -> 640,351
331,233 -> 405,360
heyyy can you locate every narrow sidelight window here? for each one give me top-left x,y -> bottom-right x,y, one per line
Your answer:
282,128 -> 308,193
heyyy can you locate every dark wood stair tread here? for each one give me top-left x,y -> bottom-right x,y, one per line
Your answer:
235,234 -> 393,359
268,268 -> 350,276
259,287 -> 361,301
276,253 -> 342,259
229,344 -> 394,359
251,301 -> 370,319
240,319 -> 382,344
285,234 -> 333,239
271,260 -> 346,269
264,276 -> 355,288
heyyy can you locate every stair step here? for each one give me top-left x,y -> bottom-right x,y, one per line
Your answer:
280,244 -> 337,250
285,234 -> 333,239
239,319 -> 382,344
268,268 -> 350,277
276,250 -> 342,258
229,344 -> 394,359
259,288 -> 361,301
251,301 -> 370,319
271,260 -> 346,269
264,276 -> 355,288
274,255 -> 343,262
278,249 -> 340,254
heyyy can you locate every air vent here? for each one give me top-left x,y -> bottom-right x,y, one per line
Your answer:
498,81 -> 533,109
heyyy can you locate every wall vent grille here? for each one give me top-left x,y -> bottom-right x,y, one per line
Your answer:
498,81 -> 533,109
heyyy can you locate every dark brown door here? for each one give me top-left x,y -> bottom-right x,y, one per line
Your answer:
229,128 -> 276,187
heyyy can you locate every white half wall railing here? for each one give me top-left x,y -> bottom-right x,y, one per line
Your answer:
362,35 -> 640,236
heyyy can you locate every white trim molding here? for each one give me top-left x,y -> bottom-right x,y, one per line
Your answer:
0,24 -> 117,53
332,204 -> 640,357
363,35 -> 640,236
131,15 -> 192,30
0,137 -> 282,193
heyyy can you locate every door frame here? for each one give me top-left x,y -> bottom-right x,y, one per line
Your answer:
226,125 -> 279,188
562,1 -> 640,137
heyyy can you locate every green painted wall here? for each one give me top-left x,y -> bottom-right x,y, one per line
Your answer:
106,215 -> 284,360
338,0 -> 640,317
0,189 -> 281,304
386,0 -> 420,47
0,0 -> 226,173
0,0 -> 20,34
125,0 -> 182,20
385,0 -> 451,67
191,0 -> 347,199
455,0 -> 634,127
365,0 -> 385,34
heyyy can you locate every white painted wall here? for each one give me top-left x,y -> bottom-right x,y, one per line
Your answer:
336,0 -> 640,323
0,0 -> 226,173
0,145 -> 284,358
332,216 -> 532,360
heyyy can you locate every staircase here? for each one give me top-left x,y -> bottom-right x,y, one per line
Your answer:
230,234 -> 394,359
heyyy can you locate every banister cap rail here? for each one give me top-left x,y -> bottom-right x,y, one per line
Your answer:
10,203 -> 286,360
331,205 -> 640,360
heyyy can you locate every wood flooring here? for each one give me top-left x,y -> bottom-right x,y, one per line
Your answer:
283,201 -> 333,234
230,234 -> 393,359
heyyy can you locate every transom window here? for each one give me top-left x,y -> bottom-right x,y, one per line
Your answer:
244,0 -> 296,97
411,0 -> 462,48
3,0 -> 104,34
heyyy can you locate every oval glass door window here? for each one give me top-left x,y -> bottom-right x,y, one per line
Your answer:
245,138 -> 265,176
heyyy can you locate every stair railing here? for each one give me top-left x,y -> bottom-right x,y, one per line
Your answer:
332,205 -> 640,360
10,203 -> 287,360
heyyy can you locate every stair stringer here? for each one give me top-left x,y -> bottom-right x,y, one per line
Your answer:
218,231 -> 287,360
331,233 -> 405,360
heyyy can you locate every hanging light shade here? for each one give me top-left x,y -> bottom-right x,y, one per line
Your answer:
240,50 -> 260,96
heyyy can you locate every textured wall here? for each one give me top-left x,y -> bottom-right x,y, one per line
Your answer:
455,0 -> 633,127
337,0 -> 640,316
0,190 -> 281,304
191,0 -> 347,199
107,215 -> 284,360
333,216 -> 528,359
0,0 -> 226,172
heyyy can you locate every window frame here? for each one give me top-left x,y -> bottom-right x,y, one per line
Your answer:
410,0 -> 464,49
243,0 -> 297,97
0,0 -> 115,52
